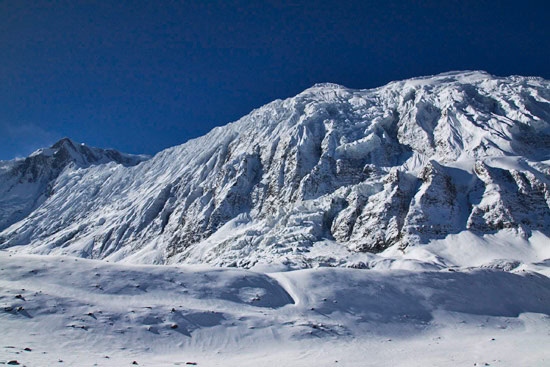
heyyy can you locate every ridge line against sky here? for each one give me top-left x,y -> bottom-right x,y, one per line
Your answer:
1,0 -> 549,160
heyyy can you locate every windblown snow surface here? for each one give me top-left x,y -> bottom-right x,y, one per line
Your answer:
1,250 -> 550,366
1,71 -> 550,365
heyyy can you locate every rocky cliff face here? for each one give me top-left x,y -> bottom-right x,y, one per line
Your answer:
1,71 -> 549,267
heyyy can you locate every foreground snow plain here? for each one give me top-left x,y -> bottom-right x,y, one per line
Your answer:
2,230 -> 550,366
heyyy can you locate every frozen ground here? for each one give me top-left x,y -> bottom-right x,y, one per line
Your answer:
1,241 -> 550,366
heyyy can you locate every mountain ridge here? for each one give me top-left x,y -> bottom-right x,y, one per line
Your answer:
1,71 -> 549,268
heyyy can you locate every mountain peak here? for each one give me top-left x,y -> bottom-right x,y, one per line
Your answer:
28,138 -> 149,168
51,137 -> 77,150
0,139 -> 149,233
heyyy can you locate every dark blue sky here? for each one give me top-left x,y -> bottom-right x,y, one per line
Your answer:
1,0 -> 549,159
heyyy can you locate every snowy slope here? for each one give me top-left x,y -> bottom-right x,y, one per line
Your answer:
1,252 -> 550,366
1,71 -> 550,268
0,138 -> 149,233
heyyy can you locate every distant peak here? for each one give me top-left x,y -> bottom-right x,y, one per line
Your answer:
51,137 -> 77,150
26,137 -> 149,167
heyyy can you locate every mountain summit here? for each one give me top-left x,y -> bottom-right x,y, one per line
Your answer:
0,138 -> 149,232
1,71 -> 549,267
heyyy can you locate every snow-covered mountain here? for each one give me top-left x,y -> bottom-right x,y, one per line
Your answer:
1,71 -> 549,267
0,138 -> 148,234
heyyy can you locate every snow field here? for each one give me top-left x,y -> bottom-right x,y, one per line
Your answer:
1,252 -> 550,366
